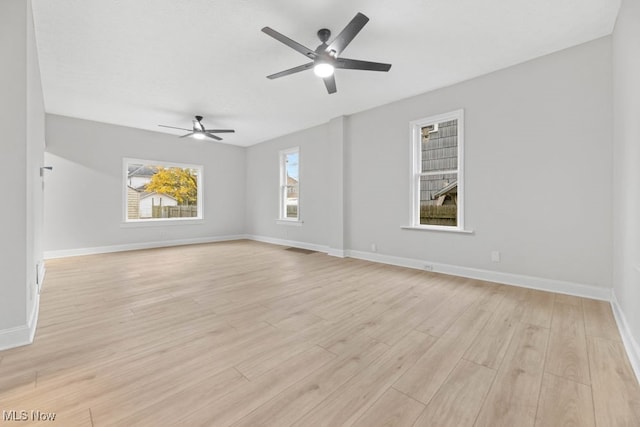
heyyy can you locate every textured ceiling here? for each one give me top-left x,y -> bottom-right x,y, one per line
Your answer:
32,0 -> 620,146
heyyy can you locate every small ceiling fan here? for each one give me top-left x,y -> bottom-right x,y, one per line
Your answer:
262,12 -> 392,94
158,116 -> 235,141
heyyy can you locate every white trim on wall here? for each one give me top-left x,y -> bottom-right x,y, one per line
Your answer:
247,234 -> 328,254
409,109 -> 467,232
611,291 -> 640,384
43,234 -> 611,302
276,219 -> 304,226
345,249 -> 611,301
278,147 -> 300,222
244,235 -> 610,301
122,157 -> 204,224
43,235 -> 245,259
327,249 -> 346,258
0,294 -> 39,351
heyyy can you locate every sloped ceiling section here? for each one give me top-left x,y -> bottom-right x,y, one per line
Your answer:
32,0 -> 619,146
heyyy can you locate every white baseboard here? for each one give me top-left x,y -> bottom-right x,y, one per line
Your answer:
247,235 -> 344,257
611,291 -> 640,384
42,234 -> 611,302
43,235 -> 246,259
246,234 -> 329,254
327,248 -> 346,258
345,249 -> 611,301
0,293 -> 40,352
244,238 -> 610,301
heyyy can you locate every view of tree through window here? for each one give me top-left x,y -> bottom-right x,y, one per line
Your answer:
125,161 -> 202,221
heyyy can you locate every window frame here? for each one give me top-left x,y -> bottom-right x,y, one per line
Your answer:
278,147 -> 300,222
409,109 -> 466,232
122,157 -> 204,225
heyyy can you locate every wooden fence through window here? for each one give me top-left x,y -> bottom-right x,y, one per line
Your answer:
152,205 -> 198,218
420,205 -> 457,226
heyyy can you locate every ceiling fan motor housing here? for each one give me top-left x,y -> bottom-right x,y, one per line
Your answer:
317,28 -> 331,43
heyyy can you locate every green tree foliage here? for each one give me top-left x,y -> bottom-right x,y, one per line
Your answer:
145,167 -> 197,205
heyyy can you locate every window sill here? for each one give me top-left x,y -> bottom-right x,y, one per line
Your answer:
276,219 -> 303,226
401,225 -> 474,234
121,218 -> 204,228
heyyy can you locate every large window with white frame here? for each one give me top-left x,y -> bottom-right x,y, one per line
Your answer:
410,109 -> 464,230
124,158 -> 203,222
279,147 -> 299,221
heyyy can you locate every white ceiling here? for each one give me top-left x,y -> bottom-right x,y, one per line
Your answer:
32,0 -> 620,147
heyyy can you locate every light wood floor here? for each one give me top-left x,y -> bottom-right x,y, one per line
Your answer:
1,240 -> 639,426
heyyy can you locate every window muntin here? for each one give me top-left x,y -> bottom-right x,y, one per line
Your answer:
411,110 -> 464,230
124,159 -> 203,222
279,148 -> 299,220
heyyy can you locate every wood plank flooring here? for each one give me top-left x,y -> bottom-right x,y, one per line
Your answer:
1,240 -> 639,426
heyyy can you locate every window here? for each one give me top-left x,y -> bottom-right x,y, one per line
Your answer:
124,158 -> 203,222
410,110 -> 464,230
279,147 -> 299,221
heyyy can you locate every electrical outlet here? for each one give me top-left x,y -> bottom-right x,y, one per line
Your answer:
491,251 -> 501,262
371,243 -> 377,252
424,264 -> 434,271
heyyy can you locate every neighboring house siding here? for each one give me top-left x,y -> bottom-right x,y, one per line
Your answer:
420,119 -> 458,206
128,176 -> 151,189
286,176 -> 298,199
127,187 -> 140,219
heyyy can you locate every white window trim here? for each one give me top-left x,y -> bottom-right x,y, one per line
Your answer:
400,225 -> 473,234
278,147 -> 300,222
276,219 -> 304,226
407,109 -> 471,233
122,157 -> 204,225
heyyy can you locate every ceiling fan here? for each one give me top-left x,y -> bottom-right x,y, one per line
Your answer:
158,116 -> 235,141
262,12 -> 392,94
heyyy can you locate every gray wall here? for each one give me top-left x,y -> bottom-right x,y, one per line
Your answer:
0,0 -> 45,336
44,115 -> 246,252
247,36 -> 613,290
612,0 -> 640,357
346,37 -> 612,288
0,0 -> 28,331
245,123 -> 330,247
26,0 -> 46,326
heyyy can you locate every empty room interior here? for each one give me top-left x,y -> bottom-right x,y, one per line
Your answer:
2,0 -> 640,425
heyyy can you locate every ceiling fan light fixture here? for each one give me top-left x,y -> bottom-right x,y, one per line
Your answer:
313,62 -> 334,78
262,13 -> 391,94
192,132 -> 206,140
